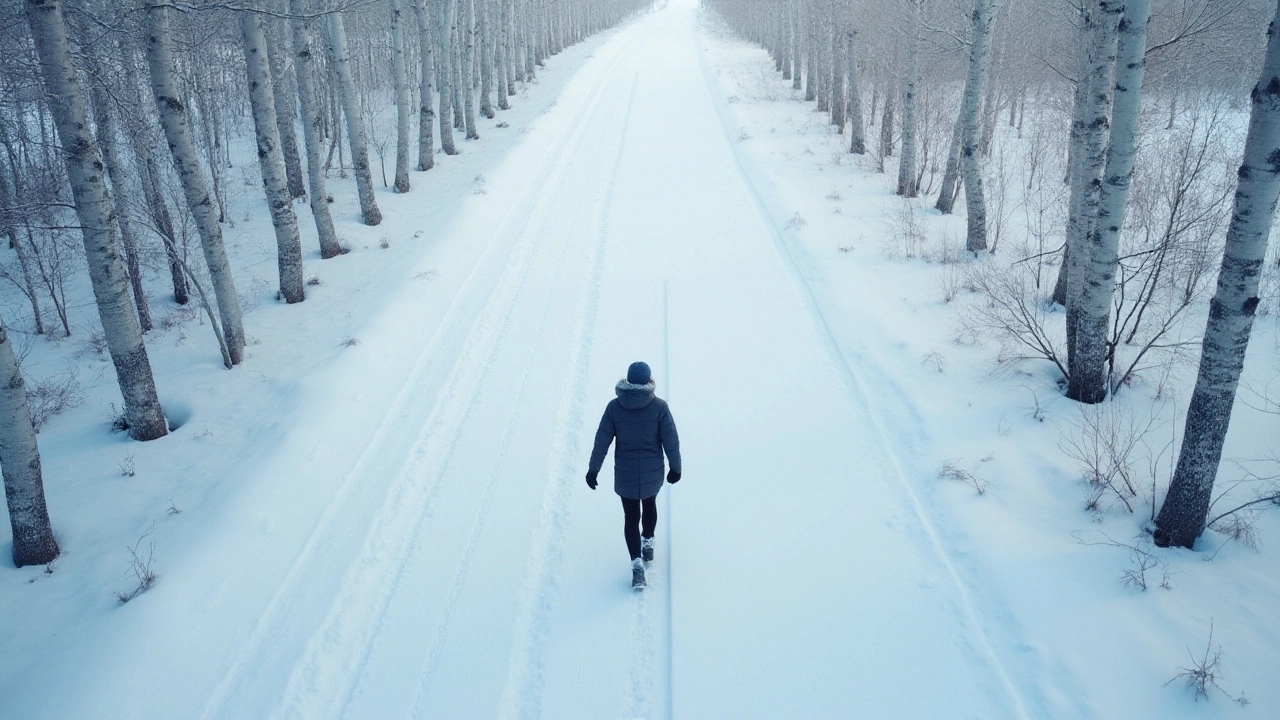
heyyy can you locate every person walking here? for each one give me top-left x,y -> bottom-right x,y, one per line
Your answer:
586,361 -> 682,589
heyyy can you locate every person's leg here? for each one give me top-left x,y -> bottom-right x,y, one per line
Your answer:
621,496 -> 642,561
641,494 -> 658,540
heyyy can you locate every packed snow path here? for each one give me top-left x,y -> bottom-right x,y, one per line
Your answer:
36,2 -> 1054,718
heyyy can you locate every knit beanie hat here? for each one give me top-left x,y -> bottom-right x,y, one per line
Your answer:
627,361 -> 652,385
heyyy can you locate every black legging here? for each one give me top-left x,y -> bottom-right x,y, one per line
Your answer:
621,494 -> 658,561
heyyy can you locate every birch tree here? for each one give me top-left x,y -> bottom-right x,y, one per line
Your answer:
437,0 -> 460,155
847,25 -> 866,155
117,36 -> 188,306
1064,0 -> 1121,402
86,65 -> 152,333
27,0 -> 168,441
480,0 -> 496,119
896,0 -> 922,198
326,12 -> 383,225
290,0 -> 344,259
144,0 -> 245,364
960,0 -> 994,252
1071,0 -> 1154,402
934,113 -> 963,213
390,0 -> 412,193
265,24 -> 307,200
462,0 -> 480,140
242,11 -> 305,304
0,316 -> 57,568
414,0 -> 437,170
1155,0 -> 1280,549
829,21 -> 846,131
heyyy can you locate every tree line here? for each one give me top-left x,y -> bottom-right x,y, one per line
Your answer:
707,0 -> 1280,549
1,0 -> 644,568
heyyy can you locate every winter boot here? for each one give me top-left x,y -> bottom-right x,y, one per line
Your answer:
631,558 -> 646,590
641,536 -> 655,563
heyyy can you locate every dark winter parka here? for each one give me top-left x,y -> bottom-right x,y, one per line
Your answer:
588,380 -> 681,500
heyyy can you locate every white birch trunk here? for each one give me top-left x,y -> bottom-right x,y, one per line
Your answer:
0,317 -> 57,567
414,0 -> 437,169
265,23 -> 307,200
846,27 -> 865,154
326,12 -> 383,225
935,112 -> 964,213
497,0 -> 511,110
242,11 -> 306,304
804,10 -> 817,102
830,21 -> 845,131
390,0 -> 413,193
896,0 -> 922,197
437,0 -> 460,155
961,0 -> 995,251
791,1 -> 802,91
1064,0 -> 1121,402
480,0 -> 496,119
1073,0 -> 1153,402
462,0 -> 480,140
144,1 -> 244,362
29,0 -> 168,441
88,75 -> 153,333
118,37 -> 189,305
290,0 -> 343,259
1155,0 -> 1280,549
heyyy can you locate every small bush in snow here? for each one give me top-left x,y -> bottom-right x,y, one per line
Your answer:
109,404 -> 129,434
938,265 -> 962,303
1075,532 -> 1170,592
1166,622 -> 1248,705
938,459 -> 987,495
785,212 -> 806,229
379,236 -> 390,250
26,369 -> 83,432
883,201 -> 928,261
1208,512 -> 1262,553
340,337 -> 359,348
825,189 -> 842,202
1059,403 -> 1164,516
119,453 -> 136,477
920,351 -> 947,374
77,330 -> 108,357
958,260 -> 1064,377
306,275 -> 322,287
114,534 -> 157,604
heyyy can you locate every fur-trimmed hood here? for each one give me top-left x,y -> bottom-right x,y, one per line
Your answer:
615,379 -> 656,410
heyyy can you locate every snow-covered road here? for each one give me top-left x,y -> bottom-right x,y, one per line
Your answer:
22,2 -> 1055,718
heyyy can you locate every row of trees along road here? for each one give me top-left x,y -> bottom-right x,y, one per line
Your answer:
708,0 -> 1280,549
2,0 -> 644,568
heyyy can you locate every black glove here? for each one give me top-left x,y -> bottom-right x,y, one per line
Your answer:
667,469 -> 681,484
585,471 -> 598,490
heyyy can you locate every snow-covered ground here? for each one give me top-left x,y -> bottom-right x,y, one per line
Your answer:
3,0 -> 1278,718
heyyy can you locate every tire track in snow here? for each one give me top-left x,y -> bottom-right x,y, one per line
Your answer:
496,66 -> 641,720
398,71 -> 621,718
271,32 -> 647,720
692,13 -> 1036,720
198,27 -> 643,720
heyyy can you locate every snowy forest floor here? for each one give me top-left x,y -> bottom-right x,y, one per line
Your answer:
2,0 -> 1279,718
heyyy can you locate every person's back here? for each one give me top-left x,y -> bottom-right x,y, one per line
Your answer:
585,362 -> 681,589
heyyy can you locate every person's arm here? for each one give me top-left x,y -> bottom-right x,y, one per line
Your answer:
588,404 -> 616,475
660,404 -> 681,479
